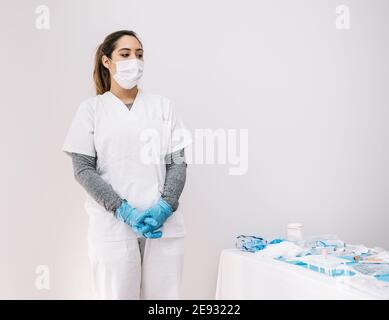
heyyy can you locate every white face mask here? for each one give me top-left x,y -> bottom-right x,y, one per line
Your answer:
111,58 -> 144,90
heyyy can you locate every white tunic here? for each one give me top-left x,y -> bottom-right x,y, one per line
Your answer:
62,89 -> 192,241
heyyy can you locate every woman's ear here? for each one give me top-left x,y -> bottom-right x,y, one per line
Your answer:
101,55 -> 111,70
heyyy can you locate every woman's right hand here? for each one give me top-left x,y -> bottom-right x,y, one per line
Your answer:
115,200 -> 162,237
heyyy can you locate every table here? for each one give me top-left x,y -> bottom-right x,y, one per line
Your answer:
215,249 -> 378,299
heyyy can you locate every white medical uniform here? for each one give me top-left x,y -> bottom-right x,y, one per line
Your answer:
62,88 -> 192,299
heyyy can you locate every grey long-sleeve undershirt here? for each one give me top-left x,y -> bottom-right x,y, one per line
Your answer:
67,100 -> 187,214
69,149 -> 187,213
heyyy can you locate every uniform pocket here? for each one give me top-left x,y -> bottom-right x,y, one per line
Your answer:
159,237 -> 185,255
89,238 -> 140,264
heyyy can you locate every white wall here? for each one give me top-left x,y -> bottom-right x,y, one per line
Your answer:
0,0 -> 388,299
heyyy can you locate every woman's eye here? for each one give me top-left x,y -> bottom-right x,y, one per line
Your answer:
138,55 -> 143,58
121,54 -> 129,57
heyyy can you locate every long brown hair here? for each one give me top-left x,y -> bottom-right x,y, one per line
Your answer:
93,30 -> 143,95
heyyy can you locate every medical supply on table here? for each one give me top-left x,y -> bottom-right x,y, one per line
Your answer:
302,234 -> 345,255
359,251 -> 389,264
347,244 -> 370,256
352,263 -> 389,277
341,274 -> 389,299
236,232 -> 389,297
235,235 -> 285,253
287,223 -> 304,242
236,235 -> 267,252
296,254 -> 354,277
269,238 -> 284,245
255,240 -> 306,259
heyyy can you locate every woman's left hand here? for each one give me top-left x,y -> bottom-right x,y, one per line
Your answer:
134,198 -> 173,237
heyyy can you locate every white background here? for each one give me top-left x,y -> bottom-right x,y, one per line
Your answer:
0,0 -> 388,299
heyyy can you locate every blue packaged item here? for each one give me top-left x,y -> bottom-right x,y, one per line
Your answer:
236,235 -> 267,252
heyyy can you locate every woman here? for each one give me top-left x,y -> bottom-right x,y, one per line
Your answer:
62,30 -> 192,300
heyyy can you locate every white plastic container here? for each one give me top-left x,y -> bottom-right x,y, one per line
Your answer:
287,223 -> 304,242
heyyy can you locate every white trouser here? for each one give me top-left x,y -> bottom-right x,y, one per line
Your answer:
88,236 -> 185,300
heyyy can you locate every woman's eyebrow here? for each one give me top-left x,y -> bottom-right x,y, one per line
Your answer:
118,47 -> 143,52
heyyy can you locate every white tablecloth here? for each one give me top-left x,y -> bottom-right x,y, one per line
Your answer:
215,249 -> 378,300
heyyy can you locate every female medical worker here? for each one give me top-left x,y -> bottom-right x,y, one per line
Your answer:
62,30 -> 192,300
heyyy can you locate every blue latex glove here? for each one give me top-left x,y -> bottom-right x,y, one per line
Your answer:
143,229 -> 163,239
135,198 -> 173,233
115,200 -> 161,237
133,216 -> 163,239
